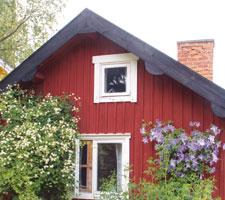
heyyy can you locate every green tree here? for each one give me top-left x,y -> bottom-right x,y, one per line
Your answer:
0,0 -> 66,68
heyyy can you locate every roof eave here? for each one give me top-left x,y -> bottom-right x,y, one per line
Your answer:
1,8 -> 225,117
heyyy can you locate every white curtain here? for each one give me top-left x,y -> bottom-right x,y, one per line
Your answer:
116,143 -> 122,190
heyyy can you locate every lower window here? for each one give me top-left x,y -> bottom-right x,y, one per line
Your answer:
75,134 -> 130,199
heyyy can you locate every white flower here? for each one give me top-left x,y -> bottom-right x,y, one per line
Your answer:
198,139 -> 205,146
209,135 -> 215,143
54,107 -> 61,114
140,127 -> 146,135
210,124 -> 221,135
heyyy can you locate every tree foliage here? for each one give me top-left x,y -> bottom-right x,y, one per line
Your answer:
0,0 -> 66,68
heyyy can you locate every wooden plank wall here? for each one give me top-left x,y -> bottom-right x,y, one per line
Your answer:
34,33 -> 225,199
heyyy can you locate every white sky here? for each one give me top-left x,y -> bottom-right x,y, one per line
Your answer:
57,0 -> 225,88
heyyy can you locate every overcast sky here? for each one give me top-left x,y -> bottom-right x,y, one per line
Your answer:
58,0 -> 225,88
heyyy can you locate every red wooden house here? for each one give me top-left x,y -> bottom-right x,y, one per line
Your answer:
1,9 -> 225,199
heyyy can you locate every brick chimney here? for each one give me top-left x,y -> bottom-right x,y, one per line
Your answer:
177,39 -> 214,80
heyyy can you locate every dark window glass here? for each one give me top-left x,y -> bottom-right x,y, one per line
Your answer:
97,143 -> 122,191
80,168 -> 87,188
80,144 -> 87,165
104,67 -> 127,93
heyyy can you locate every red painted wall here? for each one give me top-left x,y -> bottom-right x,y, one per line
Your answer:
32,33 -> 225,199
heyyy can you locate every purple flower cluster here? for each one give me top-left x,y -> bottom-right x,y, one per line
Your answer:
141,120 -> 223,178
141,120 -> 175,144
189,121 -> 200,128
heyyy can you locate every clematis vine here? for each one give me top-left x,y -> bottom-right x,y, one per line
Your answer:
140,120 -> 224,179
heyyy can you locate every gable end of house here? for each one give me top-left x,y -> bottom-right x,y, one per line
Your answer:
0,9 -> 225,117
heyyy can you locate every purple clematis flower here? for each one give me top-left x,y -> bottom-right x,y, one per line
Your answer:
212,153 -> 218,163
155,119 -> 162,128
170,159 -> 176,168
142,137 -> 149,144
141,120 -> 222,177
189,121 -> 200,128
150,128 -> 164,143
163,124 -> 175,133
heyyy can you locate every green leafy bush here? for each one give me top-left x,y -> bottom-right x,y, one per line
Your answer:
0,85 -> 79,200
99,171 -> 129,200
129,159 -> 219,200
99,160 -> 218,200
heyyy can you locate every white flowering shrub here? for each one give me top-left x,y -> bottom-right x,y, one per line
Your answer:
0,85 -> 80,200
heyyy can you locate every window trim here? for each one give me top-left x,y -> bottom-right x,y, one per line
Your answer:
74,133 -> 131,199
93,53 -> 138,103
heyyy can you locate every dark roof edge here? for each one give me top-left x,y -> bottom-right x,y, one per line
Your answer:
0,8 -> 225,118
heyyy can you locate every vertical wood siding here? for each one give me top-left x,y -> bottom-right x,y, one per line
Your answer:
34,33 -> 225,199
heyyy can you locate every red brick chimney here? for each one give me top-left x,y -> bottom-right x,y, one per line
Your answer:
177,39 -> 214,80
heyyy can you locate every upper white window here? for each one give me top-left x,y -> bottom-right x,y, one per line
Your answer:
74,133 -> 130,200
93,53 -> 139,103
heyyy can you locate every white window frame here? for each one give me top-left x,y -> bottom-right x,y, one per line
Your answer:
74,133 -> 131,200
93,53 -> 139,103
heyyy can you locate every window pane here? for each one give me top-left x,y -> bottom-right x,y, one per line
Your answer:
105,67 -> 127,93
97,143 -> 122,191
80,167 -> 87,189
80,144 -> 87,165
